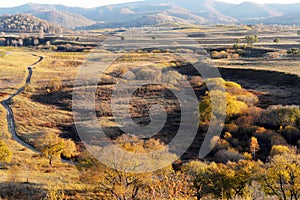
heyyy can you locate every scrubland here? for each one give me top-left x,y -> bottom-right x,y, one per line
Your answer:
0,25 -> 300,199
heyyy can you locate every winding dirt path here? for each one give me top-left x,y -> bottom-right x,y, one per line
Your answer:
0,54 -> 75,165
1,54 -> 43,153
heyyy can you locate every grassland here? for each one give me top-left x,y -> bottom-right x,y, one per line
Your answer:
0,48 -> 92,199
0,24 -> 300,199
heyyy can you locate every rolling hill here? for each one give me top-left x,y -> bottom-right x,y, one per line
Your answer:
0,0 -> 300,29
245,11 -> 300,25
0,3 -> 95,29
213,2 -> 281,20
0,14 -> 63,33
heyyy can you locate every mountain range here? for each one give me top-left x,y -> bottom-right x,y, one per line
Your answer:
0,0 -> 300,29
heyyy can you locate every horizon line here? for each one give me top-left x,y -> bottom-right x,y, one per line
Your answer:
1,0 -> 300,9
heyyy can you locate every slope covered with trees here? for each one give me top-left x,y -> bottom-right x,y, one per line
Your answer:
0,14 -> 63,33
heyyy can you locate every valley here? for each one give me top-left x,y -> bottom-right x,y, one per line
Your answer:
0,1 -> 300,199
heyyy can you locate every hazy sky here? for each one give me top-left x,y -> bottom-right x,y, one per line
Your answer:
1,0 -> 300,8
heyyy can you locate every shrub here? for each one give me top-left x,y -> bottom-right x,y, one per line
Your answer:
246,107 -> 263,121
236,115 -> 256,127
225,82 -> 258,106
279,125 -> 300,145
210,136 -> 231,152
253,129 -> 278,158
214,149 -> 245,163
199,86 -> 248,122
0,140 -> 12,164
239,126 -> 259,136
189,76 -> 203,87
287,48 -> 300,56
211,50 -> 228,59
162,70 -> 186,85
245,35 -> 259,47
224,123 -> 239,133
47,77 -> 63,93
261,152 -> 300,200
151,49 -> 161,53
270,134 -> 287,146
135,68 -> 161,82
226,94 -> 248,117
273,38 -> 280,44
269,145 -> 291,157
205,78 -> 226,90
260,105 -> 300,128
37,133 -> 77,166
230,53 -> 240,58
199,90 -> 225,122
233,43 -> 240,49
225,81 -> 242,89
236,93 -> 259,106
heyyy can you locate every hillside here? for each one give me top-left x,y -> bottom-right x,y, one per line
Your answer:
0,4 -> 95,29
1,1 -> 300,28
213,2 -> 281,20
0,14 -> 63,33
85,13 -> 202,29
245,11 -> 300,25
32,10 -> 95,29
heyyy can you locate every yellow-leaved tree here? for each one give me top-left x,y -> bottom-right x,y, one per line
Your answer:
260,151 -> 300,200
250,136 -> 260,160
37,133 -> 77,166
79,135 -> 189,199
0,140 -> 12,164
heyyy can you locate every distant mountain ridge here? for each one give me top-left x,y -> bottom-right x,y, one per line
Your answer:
0,0 -> 300,29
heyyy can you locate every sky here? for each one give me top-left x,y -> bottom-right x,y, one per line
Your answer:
218,0 -> 300,3
1,0 -> 300,8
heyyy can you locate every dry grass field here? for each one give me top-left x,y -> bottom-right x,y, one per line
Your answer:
0,24 -> 300,199
0,48 -> 93,199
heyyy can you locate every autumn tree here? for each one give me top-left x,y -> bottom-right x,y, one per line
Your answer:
245,35 -> 259,47
37,133 -> 76,166
287,48 -> 300,57
250,136 -> 260,160
199,79 -> 249,123
182,161 -> 211,200
261,105 -> 300,128
260,152 -> 300,200
0,140 -> 12,164
269,145 -> 291,157
80,135 -> 179,199
233,38 -> 242,49
183,160 -> 260,200
274,38 -> 280,44
47,78 -> 63,93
